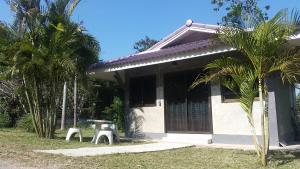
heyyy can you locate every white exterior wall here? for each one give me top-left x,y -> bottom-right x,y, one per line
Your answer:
211,81 -> 262,135
128,74 -> 263,137
128,67 -> 166,136
126,56 -> 265,140
130,106 -> 165,133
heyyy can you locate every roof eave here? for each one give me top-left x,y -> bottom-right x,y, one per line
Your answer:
90,46 -> 235,73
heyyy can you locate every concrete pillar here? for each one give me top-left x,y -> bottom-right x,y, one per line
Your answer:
124,71 -> 131,137
266,76 -> 280,146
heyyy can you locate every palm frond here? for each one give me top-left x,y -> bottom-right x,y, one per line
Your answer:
66,0 -> 81,16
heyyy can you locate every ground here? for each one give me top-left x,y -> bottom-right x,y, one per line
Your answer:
1,128 -> 300,169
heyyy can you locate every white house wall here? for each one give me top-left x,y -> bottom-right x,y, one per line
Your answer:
125,57 -> 264,141
210,81 -> 265,144
128,71 -> 264,142
210,81 -> 262,135
124,56 -> 290,146
127,66 -> 166,139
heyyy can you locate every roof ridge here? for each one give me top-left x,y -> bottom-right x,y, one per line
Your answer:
147,21 -> 219,51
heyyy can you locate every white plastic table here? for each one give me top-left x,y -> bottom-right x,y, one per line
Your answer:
87,119 -> 116,143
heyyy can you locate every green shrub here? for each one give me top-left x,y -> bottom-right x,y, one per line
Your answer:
17,114 -> 35,132
0,97 -> 24,127
0,112 -> 11,128
103,96 -> 124,131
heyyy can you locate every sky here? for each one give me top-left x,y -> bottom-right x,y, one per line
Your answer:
0,0 -> 300,61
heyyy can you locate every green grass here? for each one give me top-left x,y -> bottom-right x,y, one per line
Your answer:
1,128 -> 300,169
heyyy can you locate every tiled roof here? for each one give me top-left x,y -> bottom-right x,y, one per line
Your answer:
89,21 -> 223,71
90,39 -> 220,70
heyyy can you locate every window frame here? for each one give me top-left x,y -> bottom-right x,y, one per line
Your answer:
129,75 -> 157,107
221,85 -> 259,103
221,85 -> 240,103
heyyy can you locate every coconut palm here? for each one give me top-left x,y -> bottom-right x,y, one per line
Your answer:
192,9 -> 300,166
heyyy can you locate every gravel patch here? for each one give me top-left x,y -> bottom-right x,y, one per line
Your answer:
35,142 -> 194,157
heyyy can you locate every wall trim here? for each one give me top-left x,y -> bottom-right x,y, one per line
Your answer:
130,132 -> 166,140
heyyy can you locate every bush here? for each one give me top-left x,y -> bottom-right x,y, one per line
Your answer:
17,114 -> 35,132
0,96 -> 24,127
103,96 -> 124,131
0,112 -> 11,128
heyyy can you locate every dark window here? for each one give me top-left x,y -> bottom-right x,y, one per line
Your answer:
221,82 -> 259,102
129,75 -> 156,107
221,86 -> 240,102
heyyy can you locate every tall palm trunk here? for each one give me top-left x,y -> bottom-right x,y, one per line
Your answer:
61,82 -> 67,130
259,79 -> 267,166
248,116 -> 262,157
73,76 -> 77,128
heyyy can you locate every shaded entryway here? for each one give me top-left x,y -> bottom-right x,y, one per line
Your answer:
164,70 -> 212,133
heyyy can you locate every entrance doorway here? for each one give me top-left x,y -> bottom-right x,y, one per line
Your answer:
164,70 -> 212,133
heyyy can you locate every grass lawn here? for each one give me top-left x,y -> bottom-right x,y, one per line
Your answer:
1,128 -> 300,169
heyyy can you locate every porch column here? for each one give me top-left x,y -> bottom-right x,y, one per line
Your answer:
156,65 -> 165,132
124,71 -> 131,137
266,76 -> 280,146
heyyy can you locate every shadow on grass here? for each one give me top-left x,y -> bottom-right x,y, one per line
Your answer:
55,135 -> 94,142
54,133 -> 143,145
268,150 -> 300,167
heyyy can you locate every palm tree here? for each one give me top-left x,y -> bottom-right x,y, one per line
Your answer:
0,0 -> 99,138
192,9 -> 300,166
6,0 -> 80,37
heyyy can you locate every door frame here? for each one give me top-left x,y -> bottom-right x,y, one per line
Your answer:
163,70 -> 213,134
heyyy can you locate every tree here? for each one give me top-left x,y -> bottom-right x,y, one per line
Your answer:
133,36 -> 158,52
6,0 -> 81,37
0,22 -> 24,126
0,0 -> 99,138
211,0 -> 270,28
192,9 -> 300,166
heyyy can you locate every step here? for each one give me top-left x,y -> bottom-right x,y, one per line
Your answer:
161,133 -> 212,145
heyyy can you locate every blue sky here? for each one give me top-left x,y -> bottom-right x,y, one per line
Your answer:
0,0 -> 299,61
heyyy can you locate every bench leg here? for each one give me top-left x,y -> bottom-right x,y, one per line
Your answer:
79,129 -> 83,142
91,129 -> 100,143
95,132 -> 101,144
66,128 -> 82,142
108,134 -> 113,145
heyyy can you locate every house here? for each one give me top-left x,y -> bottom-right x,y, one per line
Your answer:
88,20 -> 300,146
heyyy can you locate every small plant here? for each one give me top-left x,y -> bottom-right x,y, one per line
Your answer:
17,114 -> 35,132
103,96 -> 124,131
0,112 -> 11,128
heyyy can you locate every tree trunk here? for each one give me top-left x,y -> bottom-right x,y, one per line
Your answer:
259,79 -> 267,166
264,89 -> 270,164
248,116 -> 262,157
61,82 -> 67,130
73,76 -> 77,128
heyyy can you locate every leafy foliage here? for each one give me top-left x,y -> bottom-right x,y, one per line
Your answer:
0,80 -> 24,127
0,0 -> 99,138
16,113 -> 35,132
133,36 -> 159,52
0,112 -> 11,128
103,96 -> 124,131
211,0 -> 270,28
